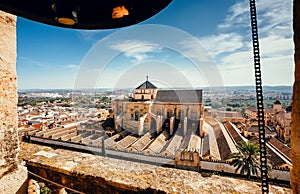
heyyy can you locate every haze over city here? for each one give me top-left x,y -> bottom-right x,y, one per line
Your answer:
17,0 -> 293,89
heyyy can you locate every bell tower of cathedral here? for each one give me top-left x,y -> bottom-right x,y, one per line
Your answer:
133,76 -> 158,101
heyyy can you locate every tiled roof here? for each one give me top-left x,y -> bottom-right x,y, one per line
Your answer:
268,137 -> 290,159
212,123 -> 232,160
160,135 -> 183,156
209,111 -> 242,118
264,108 -> 273,113
130,132 -> 152,152
286,105 -> 292,112
179,128 -> 195,150
249,137 -> 287,167
246,126 -> 275,134
201,134 -> 210,157
202,120 -> 220,159
246,106 -> 257,112
136,81 -> 157,89
155,90 -> 202,103
147,131 -> 168,153
246,106 -> 273,113
116,135 -> 138,149
274,100 -> 281,104
188,134 -> 201,152
224,121 -> 245,144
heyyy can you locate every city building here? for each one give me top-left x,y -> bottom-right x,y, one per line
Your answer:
112,77 -> 204,137
272,100 -> 292,144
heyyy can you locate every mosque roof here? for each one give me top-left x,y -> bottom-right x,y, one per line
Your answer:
155,90 -> 202,103
274,100 -> 281,105
136,80 -> 157,89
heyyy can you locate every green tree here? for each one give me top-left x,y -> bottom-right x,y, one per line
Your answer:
228,141 -> 260,180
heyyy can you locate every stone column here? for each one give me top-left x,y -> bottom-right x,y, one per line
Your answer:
0,11 -> 18,178
156,115 -> 162,133
199,118 -> 204,137
183,117 -> 187,136
291,0 -> 300,193
0,11 -> 27,194
170,116 -> 174,135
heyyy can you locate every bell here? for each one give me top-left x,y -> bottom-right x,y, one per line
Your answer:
0,0 -> 172,29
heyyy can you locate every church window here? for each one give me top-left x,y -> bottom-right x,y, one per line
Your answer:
178,110 -> 182,119
189,154 -> 194,162
167,109 -> 172,118
141,95 -> 144,100
190,109 -> 197,120
135,110 -> 139,121
180,153 -> 185,161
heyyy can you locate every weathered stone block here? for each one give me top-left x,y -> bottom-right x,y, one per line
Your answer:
20,142 -> 291,194
0,10 -> 18,178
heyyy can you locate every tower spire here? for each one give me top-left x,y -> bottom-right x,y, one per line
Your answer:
146,75 -> 148,81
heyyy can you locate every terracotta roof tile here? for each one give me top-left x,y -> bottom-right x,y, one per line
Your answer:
268,137 -> 290,159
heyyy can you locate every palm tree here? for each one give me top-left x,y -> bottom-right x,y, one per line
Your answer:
228,141 -> 260,180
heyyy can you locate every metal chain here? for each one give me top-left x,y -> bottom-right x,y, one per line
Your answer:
249,0 -> 269,193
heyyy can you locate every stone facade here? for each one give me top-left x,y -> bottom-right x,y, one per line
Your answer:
0,11 -> 19,178
291,0 -> 300,193
112,80 -> 203,137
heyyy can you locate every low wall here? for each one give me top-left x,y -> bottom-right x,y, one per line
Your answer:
200,160 -> 290,182
19,142 -> 291,193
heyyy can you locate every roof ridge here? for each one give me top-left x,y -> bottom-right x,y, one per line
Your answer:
136,80 -> 157,89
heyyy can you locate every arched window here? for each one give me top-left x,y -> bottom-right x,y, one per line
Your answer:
141,95 -> 144,100
190,109 -> 197,120
180,153 -> 185,161
151,95 -> 154,99
156,110 -> 161,115
178,110 -> 183,119
135,110 -> 139,121
167,109 -> 173,118
189,153 -> 194,162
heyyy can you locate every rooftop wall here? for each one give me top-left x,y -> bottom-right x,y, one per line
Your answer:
20,142 -> 291,193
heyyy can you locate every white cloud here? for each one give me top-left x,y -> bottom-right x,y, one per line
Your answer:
176,38 -> 213,64
200,33 -> 246,57
108,40 -> 162,63
77,30 -> 104,43
260,35 -> 294,58
66,64 -> 79,70
217,1 -> 249,29
200,0 -> 294,86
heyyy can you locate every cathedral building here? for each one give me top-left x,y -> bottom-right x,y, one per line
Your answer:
273,100 -> 292,144
112,77 -> 204,137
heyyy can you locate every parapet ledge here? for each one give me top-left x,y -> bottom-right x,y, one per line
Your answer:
19,142 -> 291,193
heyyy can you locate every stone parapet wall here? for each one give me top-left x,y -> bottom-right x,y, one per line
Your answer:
20,142 -> 291,193
0,11 -> 18,178
200,160 -> 290,182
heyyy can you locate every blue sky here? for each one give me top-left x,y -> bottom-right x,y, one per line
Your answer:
16,0 -> 294,89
